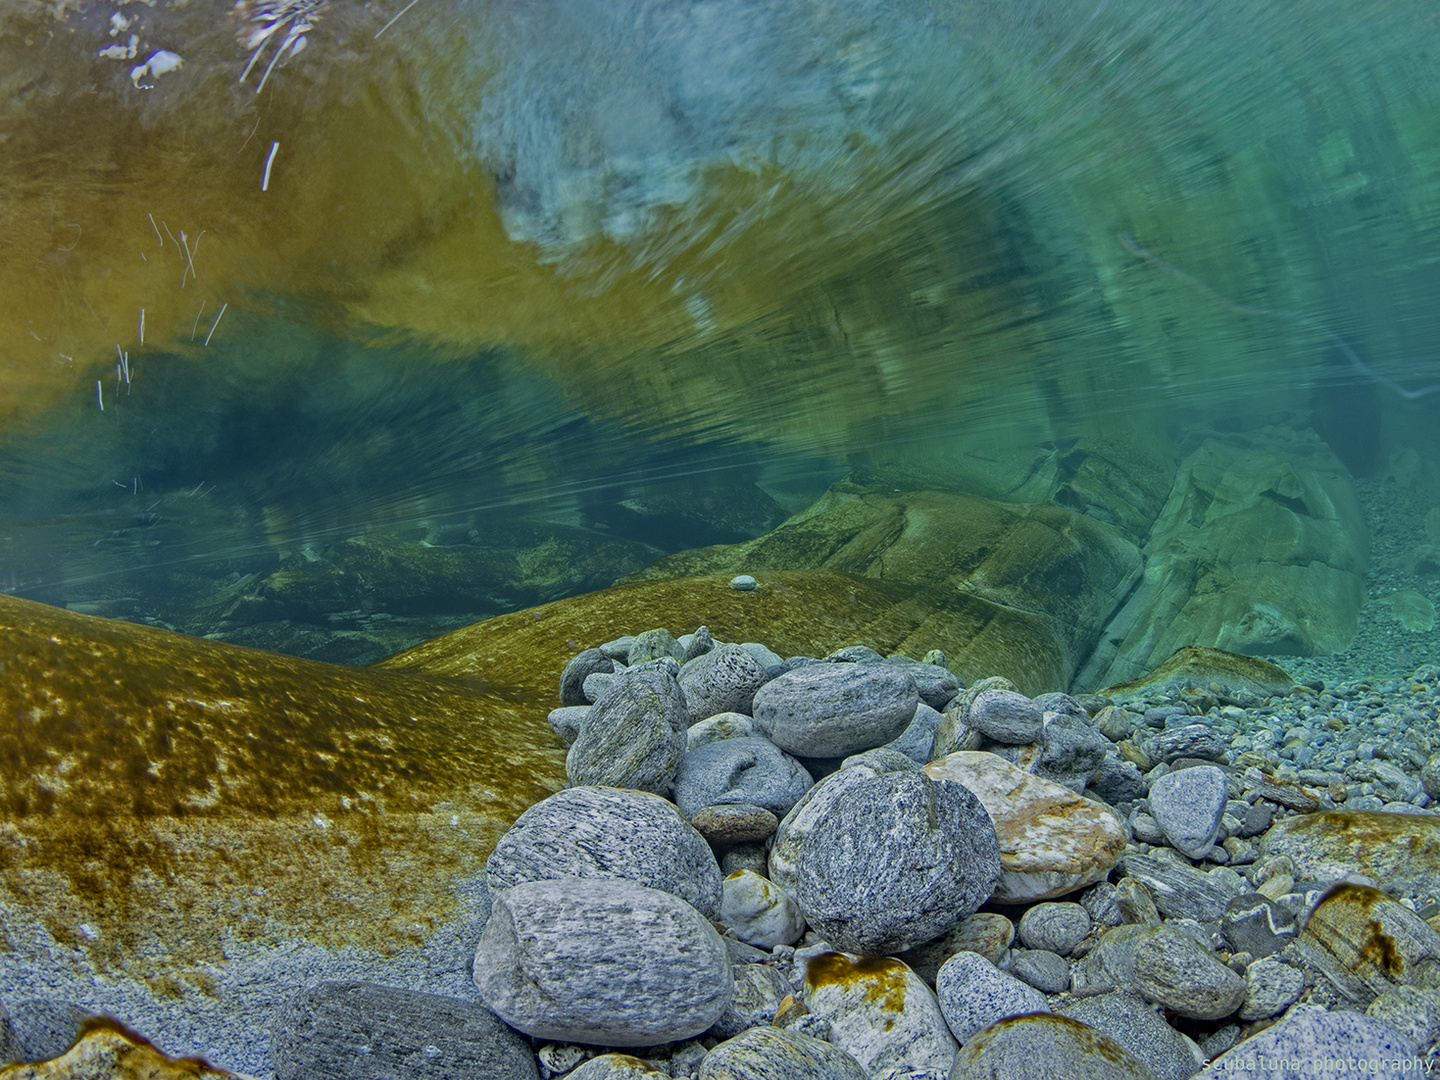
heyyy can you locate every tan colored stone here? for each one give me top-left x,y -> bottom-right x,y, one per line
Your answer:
1292,883 -> 1440,1006
1258,810 -> 1440,901
922,751 -> 1126,902
0,1019 -> 239,1078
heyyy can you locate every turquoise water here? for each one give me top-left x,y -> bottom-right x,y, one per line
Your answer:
1,0 -> 1438,678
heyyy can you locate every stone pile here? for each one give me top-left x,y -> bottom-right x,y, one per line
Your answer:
14,617 -> 1440,1079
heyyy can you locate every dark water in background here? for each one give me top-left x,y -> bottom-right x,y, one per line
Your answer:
1,0 -> 1438,672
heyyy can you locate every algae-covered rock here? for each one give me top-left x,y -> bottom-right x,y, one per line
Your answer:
1098,646 -> 1296,705
619,480 -> 1141,692
1259,811 -> 1440,902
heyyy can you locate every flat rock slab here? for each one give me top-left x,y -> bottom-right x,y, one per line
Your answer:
270,981 -> 538,1080
922,751 -> 1126,902
474,877 -> 732,1046
1259,810 -> 1440,901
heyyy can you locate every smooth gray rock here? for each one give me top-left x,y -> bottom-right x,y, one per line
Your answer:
884,702 -> 945,763
1010,949 -> 1071,995
679,643 -> 769,720
1122,855 -> 1241,922
567,667 -> 689,794
1072,923 -> 1149,995
1149,765 -> 1229,857
710,963 -> 793,1039
1196,1008 -> 1416,1079
475,878 -> 732,1047
951,1013 -> 1155,1080
688,712 -> 768,749
560,649 -> 615,706
752,663 -> 918,758
1058,990 -> 1207,1080
965,689 -> 1044,744
1019,902 -> 1092,956
935,951 -> 1050,1043
548,705 -> 591,746
699,1026 -> 869,1080
270,981 -> 538,1080
1131,925 -> 1245,1020
839,746 -> 921,774
628,628 -> 685,664
673,737 -> 814,819
1089,753 -> 1149,805
486,786 -> 722,917
884,658 -> 962,711
1220,893 -> 1297,958
780,770 -> 1000,954
1238,957 -> 1305,1021
1031,721 -> 1110,793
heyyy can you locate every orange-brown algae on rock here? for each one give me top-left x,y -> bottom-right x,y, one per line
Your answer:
1258,809 -> 1440,902
0,1017 -> 238,1078
804,953 -> 911,1013
1295,881 -> 1440,1003
0,593 -> 567,976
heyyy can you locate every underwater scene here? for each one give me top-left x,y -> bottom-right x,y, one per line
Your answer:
2,0 -> 1440,1076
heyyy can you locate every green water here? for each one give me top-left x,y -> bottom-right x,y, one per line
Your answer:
1,0 -> 1437,677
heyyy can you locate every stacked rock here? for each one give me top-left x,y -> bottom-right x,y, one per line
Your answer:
262,632 -> 1440,1080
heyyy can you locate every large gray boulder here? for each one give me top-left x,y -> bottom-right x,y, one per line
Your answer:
567,667 -> 689,793
699,1026 -> 869,1080
679,643 -> 769,719
474,877 -> 733,1047
773,770 -> 1000,954
752,662 -> 918,757
270,981 -> 538,1080
485,786 -> 723,918
672,737 -> 814,819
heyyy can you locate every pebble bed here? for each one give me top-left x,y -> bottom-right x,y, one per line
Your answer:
252,588 -> 1440,1080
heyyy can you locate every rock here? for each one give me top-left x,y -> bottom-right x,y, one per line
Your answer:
934,951 -> 1050,1043
1238,957 -> 1305,1021
547,705 -> 591,746
1220,893 -> 1297,959
1097,646 -> 1299,710
722,845 -> 770,877
678,644 -> 769,720
682,625 -> 716,660
565,1055 -> 670,1079
1072,923 -> 1149,995
691,804 -> 780,845
963,689 -> 1044,744
688,712 -> 768,749
1121,855 -> 1241,922
567,667 -> 689,794
719,871 -> 806,950
729,575 -> 760,592
922,752 -> 1126,903
895,913 -> 1016,985
270,981 -> 539,1080
538,1045 -> 596,1078
1019,903 -> 1092,956
1010,949 -> 1072,994
1196,1008 -> 1416,1080
838,746 -> 921,773
485,786 -> 723,918
1366,986 -> 1440,1057
672,738 -> 813,819
772,770 -> 999,954
1114,877 -> 1162,927
885,658 -> 962,712
1288,882 -> 1440,1006
560,649 -> 616,706
1080,882 -> 1125,929
1029,720 -> 1110,793
802,953 -> 957,1079
752,663 -> 918,758
628,628 -> 685,664
0,1020 -> 233,1079
1057,991 -> 1206,1080
1259,810 -> 1440,901
1130,925 -> 1245,1020
883,702 -> 945,763
3,1002 -> 93,1064
1148,765 -> 1229,857
698,1026 -> 868,1080
710,964 -> 793,1040
1143,725 -> 1230,766
473,878 -> 732,1046
950,1013 -> 1156,1080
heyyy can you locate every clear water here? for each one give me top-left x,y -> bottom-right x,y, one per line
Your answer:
2,0 -> 1439,675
